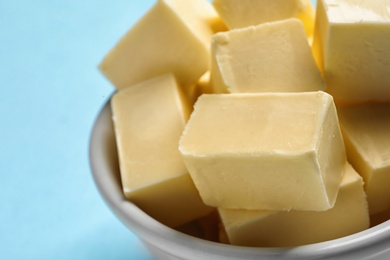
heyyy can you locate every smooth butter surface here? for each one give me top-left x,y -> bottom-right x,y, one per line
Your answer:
179,91 -> 346,211
325,0 -> 390,23
100,0 -> 221,90
111,74 -> 213,227
312,0 -> 390,103
210,18 -> 325,94
337,103 -> 390,215
218,163 -> 369,247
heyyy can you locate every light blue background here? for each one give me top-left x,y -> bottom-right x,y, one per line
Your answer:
0,1 -> 317,259
0,1 -> 155,259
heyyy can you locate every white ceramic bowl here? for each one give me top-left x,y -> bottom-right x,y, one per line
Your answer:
89,100 -> 390,260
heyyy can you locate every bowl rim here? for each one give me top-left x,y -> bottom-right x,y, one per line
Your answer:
89,99 -> 390,259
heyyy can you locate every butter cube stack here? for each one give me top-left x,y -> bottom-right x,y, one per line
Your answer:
311,0 -> 390,218
111,74 -> 213,227
98,0 -> 386,247
179,91 -> 346,211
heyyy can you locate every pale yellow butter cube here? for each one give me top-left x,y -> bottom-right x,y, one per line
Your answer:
337,103 -> 390,215
212,0 -> 315,37
312,0 -> 390,103
100,0 -> 222,90
111,74 -> 213,227
218,163 -> 369,247
179,91 -> 346,211
210,18 -> 325,94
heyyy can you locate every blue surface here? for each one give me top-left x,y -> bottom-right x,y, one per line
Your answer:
0,1 -> 154,259
1,1 -> 318,259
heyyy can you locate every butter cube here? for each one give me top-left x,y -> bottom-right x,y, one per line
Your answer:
218,163 -> 369,247
312,0 -> 390,103
179,91 -> 346,211
337,103 -> 390,215
210,18 -> 325,94
212,0 -> 315,37
111,74 -> 213,227
100,0 -> 222,90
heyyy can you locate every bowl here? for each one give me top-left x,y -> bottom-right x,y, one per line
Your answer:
89,99 -> 390,260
